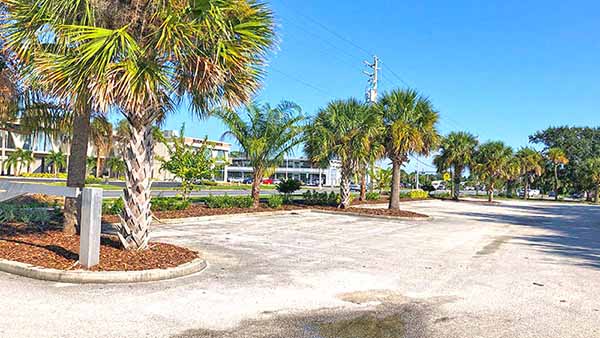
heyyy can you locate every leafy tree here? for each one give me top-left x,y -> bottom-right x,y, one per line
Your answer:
377,89 -> 440,209
583,158 -> 600,204
546,147 -> 569,200
4,0 -> 275,249
305,99 -> 381,209
4,148 -> 33,176
46,150 -> 66,176
433,131 -> 478,200
369,167 -> 392,194
473,141 -> 513,202
156,125 -> 221,201
217,101 -> 304,208
515,147 -> 544,199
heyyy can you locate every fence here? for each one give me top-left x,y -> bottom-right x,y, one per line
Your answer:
0,181 -> 102,268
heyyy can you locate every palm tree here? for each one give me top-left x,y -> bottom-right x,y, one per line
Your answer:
90,115 -> 113,178
4,148 -> 34,176
4,0 -> 275,249
305,99 -> 382,209
377,89 -> 440,209
369,166 -> 392,194
46,150 -> 66,176
515,147 -> 544,200
547,148 -> 569,200
584,158 -> 600,204
106,157 -> 125,179
433,131 -> 478,200
216,101 -> 304,208
472,141 -> 513,202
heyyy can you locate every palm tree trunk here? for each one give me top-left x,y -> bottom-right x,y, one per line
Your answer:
488,184 -> 494,203
359,166 -> 367,201
96,149 -> 102,178
389,159 -> 402,210
524,178 -> 529,200
251,169 -> 263,209
595,183 -> 599,204
64,103 -> 92,235
339,165 -> 352,209
117,123 -> 154,250
453,170 -> 461,201
554,165 -> 559,201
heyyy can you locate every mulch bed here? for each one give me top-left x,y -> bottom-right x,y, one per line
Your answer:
0,223 -> 198,271
310,205 -> 428,218
351,197 -> 428,205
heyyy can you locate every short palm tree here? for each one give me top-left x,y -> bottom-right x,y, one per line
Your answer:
216,101 -> 304,208
5,0 -> 275,249
515,147 -> 544,199
4,148 -> 34,176
106,157 -> 125,179
377,89 -> 440,209
547,148 -> 569,200
46,150 -> 66,176
305,98 -> 382,208
369,166 -> 392,194
473,141 -> 513,202
584,158 -> 600,204
90,115 -> 113,178
433,131 -> 478,200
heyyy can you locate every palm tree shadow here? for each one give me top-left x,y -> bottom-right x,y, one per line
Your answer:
455,203 -> 600,269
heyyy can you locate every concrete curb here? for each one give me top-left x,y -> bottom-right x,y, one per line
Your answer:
308,209 -> 433,221
155,209 -> 313,224
0,257 -> 207,284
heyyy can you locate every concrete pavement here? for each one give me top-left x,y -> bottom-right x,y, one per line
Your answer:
0,199 -> 599,337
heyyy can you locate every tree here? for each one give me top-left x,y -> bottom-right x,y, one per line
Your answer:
90,115 -> 113,178
217,101 -> 304,208
515,147 -> 544,199
106,157 -> 125,179
547,148 -> 569,200
583,158 -> 600,204
473,141 -> 513,202
46,150 -> 66,176
377,89 -> 440,209
4,0 -> 275,249
156,124 -> 221,201
433,131 -> 478,200
368,167 -> 392,194
305,99 -> 381,209
4,148 -> 33,176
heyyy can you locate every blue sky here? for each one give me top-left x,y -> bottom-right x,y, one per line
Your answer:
160,0 -> 600,172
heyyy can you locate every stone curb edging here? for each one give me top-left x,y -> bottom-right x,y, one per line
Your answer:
309,209 -> 433,221
0,257 -> 207,284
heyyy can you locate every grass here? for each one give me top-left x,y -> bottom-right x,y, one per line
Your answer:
34,181 -> 277,191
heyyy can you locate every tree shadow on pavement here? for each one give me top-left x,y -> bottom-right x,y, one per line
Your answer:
454,203 -> 600,270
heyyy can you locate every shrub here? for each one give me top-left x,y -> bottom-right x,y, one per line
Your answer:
302,190 -> 354,206
151,197 -> 191,212
267,194 -> 284,208
276,179 -> 302,195
205,195 -> 253,208
0,204 -> 55,225
85,176 -> 103,184
365,192 -> 381,201
20,172 -> 68,179
102,198 -> 124,215
409,190 -> 429,199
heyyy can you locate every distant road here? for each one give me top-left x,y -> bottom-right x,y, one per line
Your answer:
101,188 -> 337,199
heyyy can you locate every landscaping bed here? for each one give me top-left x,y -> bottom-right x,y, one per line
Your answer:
0,222 -> 198,271
311,205 -> 428,218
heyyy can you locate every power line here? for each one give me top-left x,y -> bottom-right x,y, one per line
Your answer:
270,67 -> 331,98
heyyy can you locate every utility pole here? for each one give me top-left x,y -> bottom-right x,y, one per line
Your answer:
364,55 -> 379,103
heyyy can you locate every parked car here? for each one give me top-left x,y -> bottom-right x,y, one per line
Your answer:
262,178 -> 274,185
570,192 -> 584,199
242,177 -> 253,184
518,189 -> 541,198
228,177 -> 244,183
349,183 -> 361,192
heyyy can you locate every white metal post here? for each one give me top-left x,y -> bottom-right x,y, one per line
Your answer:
79,187 -> 103,268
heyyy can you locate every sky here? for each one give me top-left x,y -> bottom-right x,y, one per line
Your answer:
160,0 -> 600,172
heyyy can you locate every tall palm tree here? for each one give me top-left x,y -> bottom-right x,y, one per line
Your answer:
515,147 -> 544,200
46,150 -> 66,176
433,131 -> 478,200
106,156 -> 125,179
4,0 -> 275,249
473,141 -> 513,202
216,101 -> 304,208
305,98 -> 382,209
547,147 -> 569,200
584,158 -> 600,204
377,89 -> 440,209
90,115 -> 113,178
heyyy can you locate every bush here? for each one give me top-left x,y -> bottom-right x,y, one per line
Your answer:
267,194 -> 284,208
20,172 -> 68,179
198,180 -> 218,186
205,195 -> 253,208
409,190 -> 429,199
102,198 -> 124,215
85,176 -> 103,184
276,179 -> 302,195
0,204 -> 56,225
151,197 -> 191,211
365,192 -> 381,201
302,190 -> 356,206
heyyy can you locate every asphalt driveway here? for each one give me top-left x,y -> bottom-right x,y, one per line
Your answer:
0,199 -> 599,337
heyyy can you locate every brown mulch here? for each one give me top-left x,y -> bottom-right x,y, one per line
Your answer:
351,197 -> 428,205
103,203 -> 427,223
0,223 -> 198,271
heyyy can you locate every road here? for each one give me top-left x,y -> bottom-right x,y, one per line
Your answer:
1,199 -> 599,337
101,188 -> 335,199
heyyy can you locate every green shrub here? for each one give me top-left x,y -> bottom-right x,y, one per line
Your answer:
102,198 -> 124,215
409,190 -> 429,199
276,179 -> 302,195
151,197 -> 191,211
267,194 -> 284,208
20,172 -> 68,179
0,204 -> 55,225
85,176 -> 103,184
302,190 -> 354,206
205,195 -> 253,208
365,192 -> 381,201
199,180 -> 218,186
